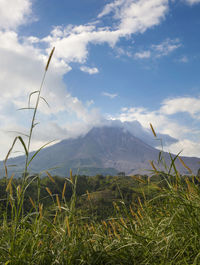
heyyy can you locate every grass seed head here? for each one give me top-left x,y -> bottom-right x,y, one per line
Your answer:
149,160 -> 158,173
45,47 -> 55,71
46,187 -> 52,196
6,174 -> 14,192
39,203 -> 43,219
62,182 -> 66,200
70,169 -> 73,182
29,197 -> 36,209
56,194 -> 61,211
150,123 -> 157,137
16,185 -> 21,199
178,157 -> 192,174
45,171 -> 55,183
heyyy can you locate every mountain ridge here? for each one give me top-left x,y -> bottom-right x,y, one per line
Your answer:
2,126 -> 200,177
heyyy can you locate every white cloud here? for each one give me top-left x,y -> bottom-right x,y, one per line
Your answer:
134,50 -> 151,59
98,0 -> 125,18
110,106 -> 189,139
0,0 -> 32,30
116,0 -> 168,35
109,96 -> 200,157
42,0 -> 169,64
152,38 -> 181,57
80,66 -> 99,74
99,0 -> 169,33
63,95 -> 101,123
0,30 -> 73,114
168,139 -> 200,158
41,24 -> 121,63
134,38 -> 181,60
184,0 -> 200,5
102,92 -> 118,99
160,97 -> 200,118
0,29 -> 104,159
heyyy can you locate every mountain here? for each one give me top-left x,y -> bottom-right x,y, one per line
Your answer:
105,120 -> 178,147
2,126 -> 200,177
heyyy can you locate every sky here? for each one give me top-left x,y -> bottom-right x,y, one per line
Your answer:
0,0 -> 200,159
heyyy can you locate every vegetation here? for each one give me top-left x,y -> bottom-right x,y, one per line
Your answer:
1,171 -> 200,264
0,48 -> 200,264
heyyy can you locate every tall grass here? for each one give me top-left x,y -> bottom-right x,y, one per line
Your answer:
0,50 -> 200,264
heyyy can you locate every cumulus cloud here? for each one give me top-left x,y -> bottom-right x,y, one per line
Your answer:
0,30 -> 73,115
80,66 -> 99,74
0,0 -> 32,30
116,0 -> 168,35
160,97 -> 200,119
102,92 -> 118,99
0,30 -> 102,159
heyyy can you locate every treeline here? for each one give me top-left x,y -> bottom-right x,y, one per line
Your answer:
0,173 -> 193,220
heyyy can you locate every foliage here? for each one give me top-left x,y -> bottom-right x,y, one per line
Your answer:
1,172 -> 200,264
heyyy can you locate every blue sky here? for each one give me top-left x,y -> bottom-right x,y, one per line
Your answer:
0,0 -> 200,159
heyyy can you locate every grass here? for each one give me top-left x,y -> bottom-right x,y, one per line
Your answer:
0,48 -> 200,264
1,173 -> 200,264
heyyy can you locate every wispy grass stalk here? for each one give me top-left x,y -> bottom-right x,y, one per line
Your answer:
3,47 -> 55,255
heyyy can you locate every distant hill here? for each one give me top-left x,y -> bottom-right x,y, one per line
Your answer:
1,126 -> 200,177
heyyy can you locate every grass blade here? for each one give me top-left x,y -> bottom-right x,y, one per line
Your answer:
27,140 -> 55,166
28,90 -> 39,108
40,96 -> 50,108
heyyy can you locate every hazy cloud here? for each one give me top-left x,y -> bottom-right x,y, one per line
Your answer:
152,38 -> 182,57
178,55 -> 188,63
134,38 -> 181,60
102,92 -> 118,99
184,0 -> 200,5
134,50 -> 151,59
86,100 -> 95,107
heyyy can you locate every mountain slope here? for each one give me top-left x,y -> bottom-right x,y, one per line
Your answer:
3,126 -> 200,177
